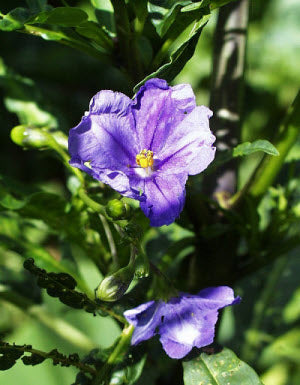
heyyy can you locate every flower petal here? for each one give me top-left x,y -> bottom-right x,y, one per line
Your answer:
159,336 -> 193,359
139,173 -> 187,226
124,301 -> 163,345
69,94 -> 141,198
132,79 -> 196,152
157,106 -> 216,175
89,90 -> 132,116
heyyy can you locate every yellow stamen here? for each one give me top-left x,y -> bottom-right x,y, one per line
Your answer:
136,149 -> 154,169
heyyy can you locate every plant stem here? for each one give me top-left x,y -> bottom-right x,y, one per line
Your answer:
92,324 -> 134,385
99,214 -> 118,267
0,341 -> 96,375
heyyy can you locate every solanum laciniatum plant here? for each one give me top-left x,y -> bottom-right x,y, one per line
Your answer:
0,1 -> 299,384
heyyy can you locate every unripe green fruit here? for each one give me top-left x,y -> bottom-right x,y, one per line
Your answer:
106,199 -> 131,219
96,264 -> 134,302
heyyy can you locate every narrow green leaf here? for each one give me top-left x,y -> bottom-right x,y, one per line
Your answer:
183,347 -> 264,385
233,140 -> 279,157
134,15 -> 209,91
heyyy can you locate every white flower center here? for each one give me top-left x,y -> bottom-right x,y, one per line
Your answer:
174,323 -> 199,345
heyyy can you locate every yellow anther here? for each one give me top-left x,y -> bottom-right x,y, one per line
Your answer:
136,149 -> 154,169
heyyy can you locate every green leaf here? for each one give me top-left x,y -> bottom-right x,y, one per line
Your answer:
0,8 -> 32,31
183,347 -> 264,385
233,140 -> 280,157
148,1 -> 191,36
75,21 -> 113,51
149,1 -> 192,37
134,15 -> 209,91
44,7 -> 88,27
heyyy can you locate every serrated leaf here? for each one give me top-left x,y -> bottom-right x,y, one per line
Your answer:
183,347 -> 264,385
233,140 -> 279,157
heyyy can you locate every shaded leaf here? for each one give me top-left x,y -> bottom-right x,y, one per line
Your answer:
183,347 -> 264,385
45,7 -> 88,27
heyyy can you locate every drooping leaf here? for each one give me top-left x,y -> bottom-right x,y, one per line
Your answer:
183,347 -> 264,385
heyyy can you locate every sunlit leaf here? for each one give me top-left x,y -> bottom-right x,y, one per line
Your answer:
183,347 -> 264,385
233,140 -> 279,157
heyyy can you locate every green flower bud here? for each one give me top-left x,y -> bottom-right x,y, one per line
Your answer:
106,199 -> 131,220
96,264 -> 134,302
10,125 -> 51,148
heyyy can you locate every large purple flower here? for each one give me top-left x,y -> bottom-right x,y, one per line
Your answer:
124,286 -> 241,359
68,78 -> 216,226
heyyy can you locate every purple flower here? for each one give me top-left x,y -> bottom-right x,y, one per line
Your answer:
124,286 -> 241,359
68,78 -> 216,226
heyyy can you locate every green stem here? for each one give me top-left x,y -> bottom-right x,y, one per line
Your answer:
99,214 -> 118,267
78,188 -> 107,215
92,324 -> 134,385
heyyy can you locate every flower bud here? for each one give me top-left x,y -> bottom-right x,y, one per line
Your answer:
96,264 -> 134,302
10,125 -> 51,148
106,199 -> 131,220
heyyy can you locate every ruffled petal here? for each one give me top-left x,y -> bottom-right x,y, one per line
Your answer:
132,79 -> 196,153
124,301 -> 163,345
157,106 -> 216,175
139,173 -> 187,227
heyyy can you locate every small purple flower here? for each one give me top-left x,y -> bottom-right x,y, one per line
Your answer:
68,78 -> 215,226
124,286 -> 241,359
